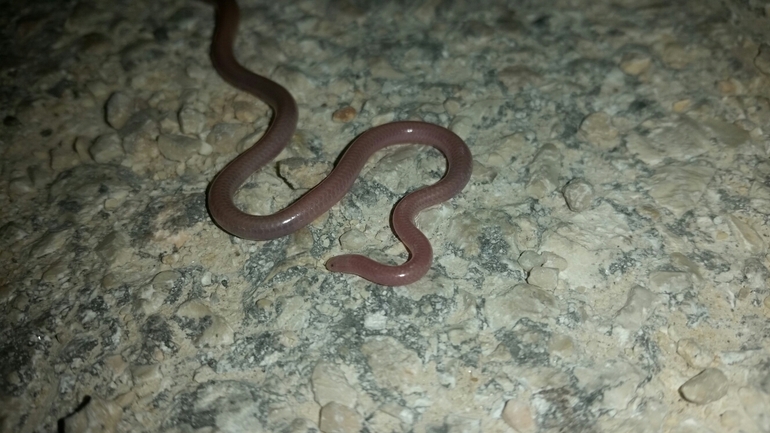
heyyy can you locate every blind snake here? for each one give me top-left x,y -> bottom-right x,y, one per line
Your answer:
206,0 -> 473,286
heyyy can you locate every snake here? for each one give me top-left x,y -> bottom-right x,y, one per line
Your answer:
205,0 -> 473,286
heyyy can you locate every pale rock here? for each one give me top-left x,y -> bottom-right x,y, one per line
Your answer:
366,410 -> 403,433
649,271 -> 692,294
513,217 -> 539,253
152,270 -> 182,292
286,418 -> 320,433
119,109 -> 159,139
670,253 -> 704,282
498,65 -> 542,92
340,229 -> 367,251
660,42 -> 691,69
105,91 -> 134,129
450,116 -> 474,140
95,230 -> 130,264
42,260 -> 68,283
50,141 -> 82,171
135,270 -> 182,315
602,377 -> 638,411
647,162 -> 714,217
739,386 -> 770,431
369,57 -> 405,80
619,52 -> 652,76
679,368 -> 729,404
614,285 -> 659,332
483,283 -> 558,331
157,134 -> 202,162
158,114 -> 180,135
518,250 -> 544,271
196,315 -> 234,347
563,178 -> 594,212
729,215 -> 766,255
549,334 -> 576,359
753,43 -> 770,76
670,418 -> 717,433
742,258 -> 768,291
332,106 -> 357,123
446,290 -> 477,325
541,252 -> 568,271
278,157 -> 331,189
361,337 -> 423,392
178,104 -> 207,135
527,267 -> 559,290
502,399 -> 535,433
201,271 -> 212,286
437,254 -> 471,279
363,312 -> 388,330
579,112 -> 619,149
628,117 -> 712,164
487,131 -> 525,165
9,176 -> 35,197
274,296 -> 309,331
273,66 -> 316,103
319,402 -> 361,433
701,118 -> 750,147
206,122 -> 250,154
90,133 -> 124,163
31,230 -> 69,258
526,143 -> 562,198
719,410 -> 743,431
131,364 -> 163,399
380,403 -> 414,425
312,362 -> 357,408
233,100 -> 261,123
676,338 -> 714,369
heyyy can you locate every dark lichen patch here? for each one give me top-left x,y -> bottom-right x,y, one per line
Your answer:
495,318 -> 552,367
476,226 -> 512,273
218,332 -> 283,372
534,386 -> 599,433
139,315 -> 178,362
173,315 -> 213,341
605,251 -> 639,276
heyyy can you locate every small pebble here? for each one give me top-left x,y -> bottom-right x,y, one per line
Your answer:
319,402 -> 362,433
676,338 -> 714,369
502,399 -> 535,433
527,266 -> 559,290
157,134 -> 202,162
619,52 -> 651,76
90,133 -> 124,163
105,91 -> 134,129
541,252 -> 568,271
563,178 -> 594,212
579,112 -> 619,149
679,368 -> 729,404
332,106 -> 357,122
178,104 -> 207,135
518,250 -> 545,271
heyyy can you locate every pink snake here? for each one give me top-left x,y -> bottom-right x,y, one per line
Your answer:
206,0 -> 473,286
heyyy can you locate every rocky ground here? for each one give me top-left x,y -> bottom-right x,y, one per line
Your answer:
1,0 -> 770,432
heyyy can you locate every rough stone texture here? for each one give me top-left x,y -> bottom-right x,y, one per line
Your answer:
1,0 -> 770,432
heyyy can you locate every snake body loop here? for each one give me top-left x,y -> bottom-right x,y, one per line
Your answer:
206,0 -> 473,286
